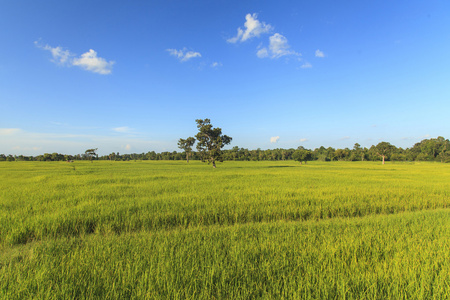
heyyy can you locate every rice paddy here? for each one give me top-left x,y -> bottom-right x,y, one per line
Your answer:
1,160 -> 450,299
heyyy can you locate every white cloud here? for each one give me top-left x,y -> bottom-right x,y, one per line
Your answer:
72,49 -> 115,74
184,51 -> 201,61
113,126 -> 132,133
258,33 -> 300,59
13,146 -> 42,151
340,136 -> 350,140
211,62 -> 223,68
227,13 -> 272,43
270,136 -> 280,143
125,144 -> 131,151
34,41 -> 72,64
0,128 -> 22,136
301,62 -> 312,68
35,41 -> 114,75
166,49 -> 183,59
227,14 -> 302,61
299,138 -> 308,142
167,48 -> 201,62
315,49 -> 325,58
269,33 -> 299,58
256,48 -> 269,58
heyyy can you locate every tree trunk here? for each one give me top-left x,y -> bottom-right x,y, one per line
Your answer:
186,153 -> 189,163
212,160 -> 216,168
382,155 -> 385,164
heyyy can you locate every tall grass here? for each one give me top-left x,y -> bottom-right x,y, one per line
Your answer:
1,161 -> 449,245
1,161 -> 450,298
2,210 -> 450,299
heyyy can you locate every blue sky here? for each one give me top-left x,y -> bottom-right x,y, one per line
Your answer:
1,0 -> 449,155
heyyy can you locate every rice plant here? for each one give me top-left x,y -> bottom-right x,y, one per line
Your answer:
1,161 -> 449,298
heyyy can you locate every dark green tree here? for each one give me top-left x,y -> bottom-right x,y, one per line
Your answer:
195,119 -> 232,168
293,149 -> 313,164
374,142 -> 394,164
352,143 -> 366,161
85,148 -> 98,162
177,137 -> 196,163
438,146 -> 449,163
409,136 -> 450,162
334,148 -> 349,161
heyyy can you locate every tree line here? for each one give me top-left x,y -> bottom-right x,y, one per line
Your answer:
1,120 -> 449,164
2,136 -> 449,163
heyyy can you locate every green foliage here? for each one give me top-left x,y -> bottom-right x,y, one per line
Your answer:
84,148 -> 98,161
195,119 -> 232,168
373,142 -> 395,164
177,137 -> 196,162
293,149 -> 313,164
410,136 -> 450,162
2,136 -> 449,163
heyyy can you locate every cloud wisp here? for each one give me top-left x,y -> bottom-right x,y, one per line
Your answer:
112,127 -> 133,133
257,33 -> 300,59
35,43 -> 72,64
315,49 -> 325,58
227,13 -> 272,43
270,136 -> 280,143
35,41 -> 114,74
301,62 -> 312,69
211,62 -> 223,68
0,128 -> 22,136
167,48 -> 202,62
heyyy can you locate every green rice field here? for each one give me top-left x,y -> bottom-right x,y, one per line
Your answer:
1,161 -> 450,299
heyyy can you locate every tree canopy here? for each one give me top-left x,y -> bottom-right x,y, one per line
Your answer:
195,119 -> 232,168
2,136 -> 449,164
374,142 -> 395,164
178,137 -> 196,163
293,149 -> 313,164
84,148 -> 98,161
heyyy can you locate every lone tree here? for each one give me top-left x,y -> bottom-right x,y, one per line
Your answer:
195,119 -> 232,168
178,137 -> 196,163
293,149 -> 313,164
85,148 -> 98,162
374,142 -> 394,164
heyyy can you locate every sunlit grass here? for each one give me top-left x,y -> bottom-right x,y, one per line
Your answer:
1,161 -> 450,298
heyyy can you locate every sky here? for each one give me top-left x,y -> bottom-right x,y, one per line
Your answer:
1,0 -> 449,156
